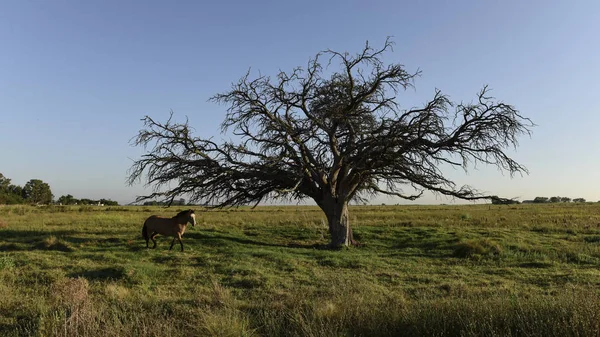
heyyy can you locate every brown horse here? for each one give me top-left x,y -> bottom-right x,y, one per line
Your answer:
142,209 -> 196,252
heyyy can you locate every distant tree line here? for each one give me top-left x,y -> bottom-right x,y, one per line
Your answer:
141,198 -> 187,206
1,172 -> 593,207
0,173 -> 118,206
482,195 -> 593,205
56,194 -> 119,206
522,196 -> 587,204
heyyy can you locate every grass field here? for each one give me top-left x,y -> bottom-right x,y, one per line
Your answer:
1,203 -> 600,336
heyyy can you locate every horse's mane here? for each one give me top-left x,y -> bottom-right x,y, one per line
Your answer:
173,209 -> 194,218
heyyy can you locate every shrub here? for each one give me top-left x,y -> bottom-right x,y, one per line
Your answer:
35,236 -> 73,252
0,253 -> 15,270
453,239 -> 502,258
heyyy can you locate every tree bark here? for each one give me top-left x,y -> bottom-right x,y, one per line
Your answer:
321,198 -> 356,247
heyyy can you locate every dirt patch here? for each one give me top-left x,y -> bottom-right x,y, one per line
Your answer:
0,219 -> 8,228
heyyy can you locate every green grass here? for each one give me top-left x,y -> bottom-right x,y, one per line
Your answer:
1,203 -> 600,336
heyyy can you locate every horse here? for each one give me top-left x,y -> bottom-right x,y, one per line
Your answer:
142,209 -> 196,252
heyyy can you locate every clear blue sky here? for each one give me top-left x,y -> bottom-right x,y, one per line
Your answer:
1,0 -> 598,205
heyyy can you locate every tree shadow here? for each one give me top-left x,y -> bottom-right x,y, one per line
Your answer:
0,229 -> 78,243
0,229 -> 78,252
0,229 -> 133,252
287,242 -> 329,250
0,243 -> 21,252
389,228 -> 460,258
127,246 -> 147,252
517,262 -> 553,269
152,255 -> 183,264
97,237 -> 122,244
69,266 -> 127,281
33,240 -> 74,252
186,231 -> 324,250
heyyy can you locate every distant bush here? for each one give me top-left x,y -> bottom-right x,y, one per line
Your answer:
35,236 -> 73,252
78,206 -> 95,213
0,253 -> 15,270
0,192 -> 24,205
41,205 -> 69,213
104,207 -> 130,212
453,239 -> 502,258
11,206 -> 29,216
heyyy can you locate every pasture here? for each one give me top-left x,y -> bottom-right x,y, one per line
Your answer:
1,203 -> 600,336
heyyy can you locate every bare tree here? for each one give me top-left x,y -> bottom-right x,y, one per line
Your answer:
128,38 -> 534,247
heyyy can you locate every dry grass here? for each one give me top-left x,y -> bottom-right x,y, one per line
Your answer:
1,203 -> 600,336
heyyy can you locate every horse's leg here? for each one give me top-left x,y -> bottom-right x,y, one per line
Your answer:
178,233 -> 184,252
150,232 -> 158,249
143,224 -> 150,248
169,236 -> 176,250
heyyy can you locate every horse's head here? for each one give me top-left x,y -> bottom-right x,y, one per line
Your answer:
189,209 -> 196,227
175,209 -> 196,227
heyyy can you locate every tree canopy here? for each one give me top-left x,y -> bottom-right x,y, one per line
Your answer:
129,38 -> 534,246
22,179 -> 53,205
0,173 -> 24,204
0,173 -> 118,206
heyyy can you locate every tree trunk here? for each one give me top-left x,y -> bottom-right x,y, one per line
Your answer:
321,198 -> 356,247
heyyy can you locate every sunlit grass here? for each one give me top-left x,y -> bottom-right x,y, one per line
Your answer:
1,203 -> 600,335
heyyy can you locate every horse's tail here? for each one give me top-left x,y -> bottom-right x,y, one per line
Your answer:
142,221 -> 149,241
